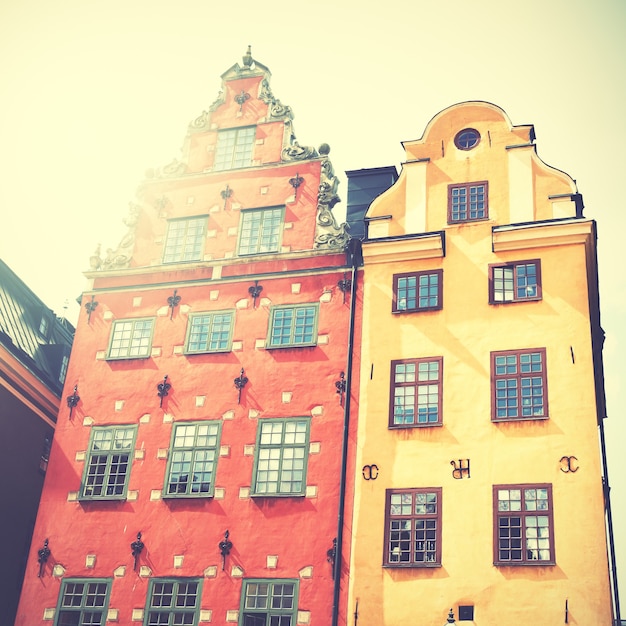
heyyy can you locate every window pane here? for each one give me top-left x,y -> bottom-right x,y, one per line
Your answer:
254,420 -> 309,495
385,489 -> 441,566
240,208 -> 282,255
268,305 -> 317,347
163,217 -> 206,263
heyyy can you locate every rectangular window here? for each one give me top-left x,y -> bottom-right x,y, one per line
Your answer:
252,419 -> 309,496
107,318 -> 154,360
448,181 -> 488,223
59,354 -> 69,384
163,217 -> 207,263
185,311 -> 234,354
239,207 -> 283,256
393,270 -> 443,312
240,579 -> 298,626
145,578 -> 201,626
55,578 -> 111,626
164,421 -> 221,498
390,357 -> 443,427
384,488 -> 442,567
214,126 -> 256,171
494,484 -> 554,565
491,348 -> 548,420
81,426 -> 136,500
267,304 -> 318,348
490,260 -> 541,303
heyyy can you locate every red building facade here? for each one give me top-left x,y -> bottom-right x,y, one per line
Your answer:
16,49 -> 358,626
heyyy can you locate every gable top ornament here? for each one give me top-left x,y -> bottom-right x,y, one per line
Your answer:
220,45 -> 271,82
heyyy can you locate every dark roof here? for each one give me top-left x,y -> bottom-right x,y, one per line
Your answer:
345,166 -> 399,239
0,259 -> 74,396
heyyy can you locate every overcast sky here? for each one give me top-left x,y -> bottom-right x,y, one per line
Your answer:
1,0 -> 624,607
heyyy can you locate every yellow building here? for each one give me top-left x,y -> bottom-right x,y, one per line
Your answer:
349,102 -> 618,625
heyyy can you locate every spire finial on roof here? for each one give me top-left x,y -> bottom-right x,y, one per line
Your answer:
242,45 -> 253,68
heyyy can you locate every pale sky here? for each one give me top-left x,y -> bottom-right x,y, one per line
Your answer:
1,0 -> 625,607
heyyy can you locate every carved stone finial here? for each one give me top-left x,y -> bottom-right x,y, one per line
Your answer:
242,45 -> 253,68
319,143 -> 330,156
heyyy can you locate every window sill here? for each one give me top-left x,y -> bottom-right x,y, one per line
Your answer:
250,492 -> 306,498
392,307 -> 442,314
105,355 -> 151,361
383,563 -> 442,569
162,493 -> 214,500
184,349 -> 232,356
494,561 -> 555,567
447,217 -> 491,225
265,343 -> 317,350
388,422 -> 443,429
492,415 -> 549,423
79,496 -> 128,502
489,298 -> 542,305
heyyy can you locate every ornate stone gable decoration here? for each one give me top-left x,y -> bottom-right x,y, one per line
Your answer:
145,158 -> 188,180
314,149 -> 349,250
90,203 -> 142,271
258,79 -> 294,121
280,138 -> 348,250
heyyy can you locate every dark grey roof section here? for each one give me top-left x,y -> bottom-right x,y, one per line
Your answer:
345,166 -> 399,239
0,259 -> 74,397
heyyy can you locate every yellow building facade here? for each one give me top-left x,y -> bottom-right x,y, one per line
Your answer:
349,102 -> 617,625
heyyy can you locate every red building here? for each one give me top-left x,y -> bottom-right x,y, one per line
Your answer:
0,259 -> 74,625
16,48 -> 359,626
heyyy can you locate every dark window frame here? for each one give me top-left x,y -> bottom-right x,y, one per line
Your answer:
163,421 -> 222,498
491,348 -> 548,421
144,578 -> 202,626
489,260 -> 542,304
239,578 -> 299,626
252,418 -> 310,497
184,310 -> 235,354
163,216 -> 208,264
392,270 -> 443,313
448,181 -> 489,223
80,425 -> 137,501
454,128 -> 481,151
383,487 -> 442,567
493,483 -> 555,566
54,578 -> 112,626
389,357 -> 443,428
214,126 -> 256,171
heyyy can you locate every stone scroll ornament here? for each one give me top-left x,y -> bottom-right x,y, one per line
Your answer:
90,203 -> 142,271
314,148 -> 349,250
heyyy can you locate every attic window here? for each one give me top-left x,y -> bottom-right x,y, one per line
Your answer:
454,128 -> 480,151
39,316 -> 49,337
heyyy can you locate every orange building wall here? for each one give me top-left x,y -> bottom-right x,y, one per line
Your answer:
350,102 -> 613,625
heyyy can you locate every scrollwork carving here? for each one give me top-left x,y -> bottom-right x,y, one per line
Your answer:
93,203 -> 142,271
282,141 -> 318,162
145,159 -> 188,180
259,79 -> 294,121
313,146 -> 349,250
209,90 -> 225,112
189,110 -> 210,132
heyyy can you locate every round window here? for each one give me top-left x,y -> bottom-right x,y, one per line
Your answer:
454,128 -> 480,150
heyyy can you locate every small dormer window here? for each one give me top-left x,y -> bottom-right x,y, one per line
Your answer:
59,354 -> 69,384
39,316 -> 49,337
454,128 -> 480,151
